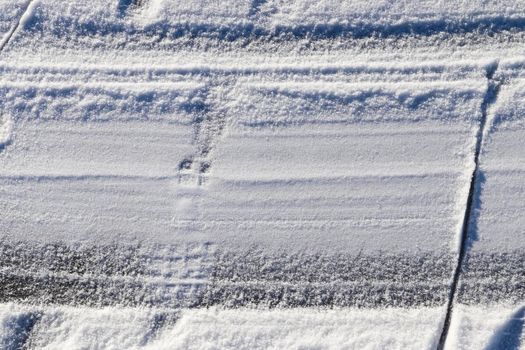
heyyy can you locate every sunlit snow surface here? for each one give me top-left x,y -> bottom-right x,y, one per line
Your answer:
1,0 -> 525,349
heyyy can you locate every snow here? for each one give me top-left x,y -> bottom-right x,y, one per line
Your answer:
0,61 -> 488,312
0,114 -> 12,147
0,303 -> 170,349
1,0 -> 525,348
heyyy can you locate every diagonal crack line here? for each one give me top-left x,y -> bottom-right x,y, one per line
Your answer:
436,60 -> 503,350
0,0 -> 36,53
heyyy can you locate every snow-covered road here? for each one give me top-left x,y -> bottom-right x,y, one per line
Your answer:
1,1 -> 525,349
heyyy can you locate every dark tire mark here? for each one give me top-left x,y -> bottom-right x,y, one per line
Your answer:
459,252 -> 525,305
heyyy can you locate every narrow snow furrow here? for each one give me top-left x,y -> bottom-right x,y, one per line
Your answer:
0,60 -> 489,81
111,17 -> 525,43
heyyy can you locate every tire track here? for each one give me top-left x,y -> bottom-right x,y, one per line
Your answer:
436,60 -> 505,350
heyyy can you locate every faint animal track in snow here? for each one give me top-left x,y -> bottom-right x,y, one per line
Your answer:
173,80 -> 233,230
177,79 -> 234,187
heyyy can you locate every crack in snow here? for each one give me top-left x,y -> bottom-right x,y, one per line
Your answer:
437,60 -> 505,350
